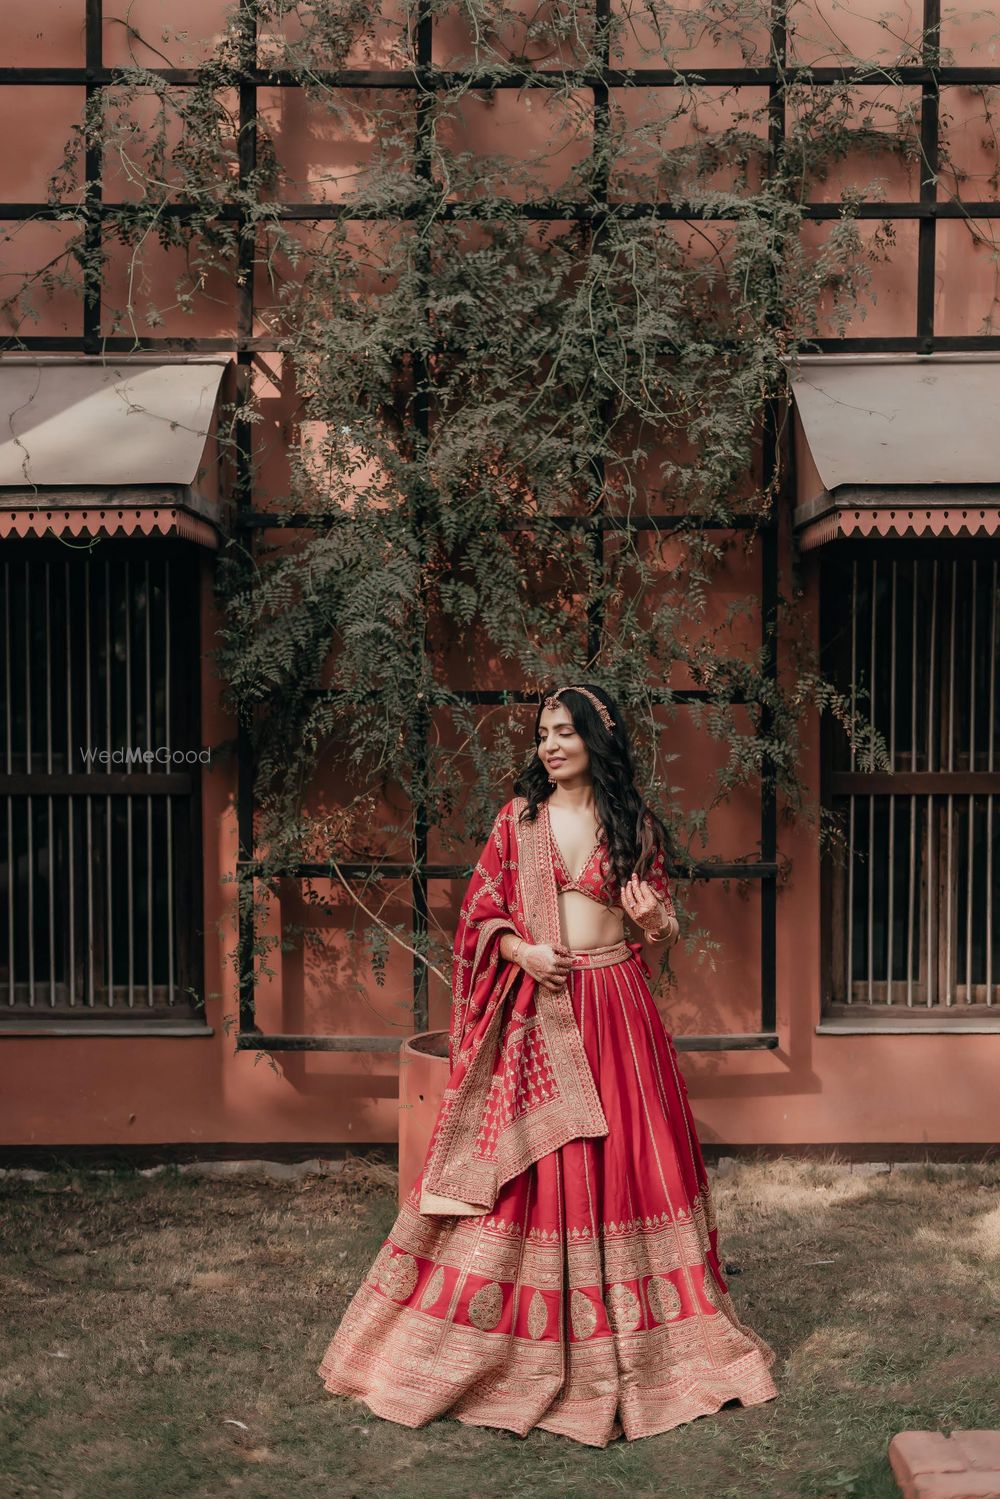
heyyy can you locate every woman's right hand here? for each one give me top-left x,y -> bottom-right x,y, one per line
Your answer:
519,941 -> 573,991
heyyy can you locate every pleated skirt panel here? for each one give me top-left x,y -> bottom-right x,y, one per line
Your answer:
317,950 -> 779,1446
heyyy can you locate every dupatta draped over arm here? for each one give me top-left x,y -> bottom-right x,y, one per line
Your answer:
418,796 -> 609,1217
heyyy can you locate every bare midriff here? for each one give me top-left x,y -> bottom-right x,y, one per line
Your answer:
557,887 -> 626,950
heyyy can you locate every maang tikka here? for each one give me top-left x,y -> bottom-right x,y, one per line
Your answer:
543,685 -> 615,734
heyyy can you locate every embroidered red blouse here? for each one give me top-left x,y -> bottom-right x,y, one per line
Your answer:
546,801 -> 673,915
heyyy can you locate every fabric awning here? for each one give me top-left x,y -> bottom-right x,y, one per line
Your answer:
789,354 -> 1000,549
0,356 -> 231,548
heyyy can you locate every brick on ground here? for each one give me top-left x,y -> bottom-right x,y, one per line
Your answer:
889,1431 -> 1000,1499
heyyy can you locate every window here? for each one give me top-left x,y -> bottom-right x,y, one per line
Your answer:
0,541 -> 204,1027
821,543 -> 1000,1020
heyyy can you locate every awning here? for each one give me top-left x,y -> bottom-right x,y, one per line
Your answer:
790,354 -> 1000,549
0,498 -> 220,548
0,356 -> 232,548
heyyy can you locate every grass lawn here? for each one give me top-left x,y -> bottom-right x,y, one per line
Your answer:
2,1155 -> 999,1499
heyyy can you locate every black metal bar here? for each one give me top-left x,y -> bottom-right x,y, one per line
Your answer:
759,489 -> 779,1036
757,0 -> 786,1038
8,333 -> 1000,356
83,0 -> 103,353
236,11 -> 257,349
10,198 -> 1000,223
235,0 -> 258,1038
787,336 -> 1000,352
0,773 -> 192,794
415,687 -> 755,704
1,64 -> 997,86
301,686 -> 755,701
405,0 -> 435,1036
240,858 -> 782,879
236,716 -> 255,1035
241,511 -> 770,530
831,771 -> 1000,794
582,0 -> 612,665
0,335 -> 248,352
917,0 -> 941,351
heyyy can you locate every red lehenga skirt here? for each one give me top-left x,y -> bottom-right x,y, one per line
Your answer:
317,940 -> 779,1445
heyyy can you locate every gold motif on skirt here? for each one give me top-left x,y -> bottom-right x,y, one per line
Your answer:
702,1269 -> 723,1312
570,1288 -> 598,1340
419,1264 -> 445,1312
365,1242 -> 391,1289
379,1249 -> 419,1302
468,1280 -> 504,1330
646,1274 -> 682,1324
526,1288 -> 548,1340
605,1281 -> 642,1333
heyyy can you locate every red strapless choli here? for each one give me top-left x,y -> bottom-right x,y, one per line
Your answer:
316,823 -> 778,1445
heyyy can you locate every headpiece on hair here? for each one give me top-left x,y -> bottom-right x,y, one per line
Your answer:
542,684 -> 615,734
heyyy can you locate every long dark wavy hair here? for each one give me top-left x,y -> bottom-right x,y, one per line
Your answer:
513,683 -> 675,891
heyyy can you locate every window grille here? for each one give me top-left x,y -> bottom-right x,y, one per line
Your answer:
0,541 -> 204,1025
822,545 -> 1000,1014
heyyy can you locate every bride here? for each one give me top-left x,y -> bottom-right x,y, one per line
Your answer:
317,682 -> 778,1445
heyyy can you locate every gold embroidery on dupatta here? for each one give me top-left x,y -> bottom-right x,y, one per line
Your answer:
422,797 -> 608,1212
646,1275 -> 682,1323
468,1280 -> 504,1330
570,1288 -> 598,1340
527,1289 -> 549,1340
510,796 -> 609,1147
605,1282 -> 642,1333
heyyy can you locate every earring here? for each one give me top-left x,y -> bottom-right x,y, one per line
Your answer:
547,778 -> 556,789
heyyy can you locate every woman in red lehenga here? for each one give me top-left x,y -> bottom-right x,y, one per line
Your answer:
317,683 -> 779,1445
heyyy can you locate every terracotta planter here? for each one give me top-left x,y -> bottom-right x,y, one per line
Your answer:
397,1029 -> 450,1208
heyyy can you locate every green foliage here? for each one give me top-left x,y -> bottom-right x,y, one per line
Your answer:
11,0 -> 987,1010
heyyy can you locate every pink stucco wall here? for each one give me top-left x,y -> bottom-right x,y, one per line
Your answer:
1,0 -> 998,1153
4,518 -> 996,1154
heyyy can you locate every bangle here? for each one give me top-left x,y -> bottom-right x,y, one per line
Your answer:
510,937 -> 524,966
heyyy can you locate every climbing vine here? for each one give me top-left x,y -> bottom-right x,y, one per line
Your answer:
6,0 -> 997,1017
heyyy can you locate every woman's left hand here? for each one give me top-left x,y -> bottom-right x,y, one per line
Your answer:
622,874 -> 677,943
621,874 -> 661,929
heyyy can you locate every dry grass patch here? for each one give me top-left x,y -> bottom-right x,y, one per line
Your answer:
1,1155 -> 998,1499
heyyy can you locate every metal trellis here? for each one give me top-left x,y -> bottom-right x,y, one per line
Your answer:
2,0 -> 989,1051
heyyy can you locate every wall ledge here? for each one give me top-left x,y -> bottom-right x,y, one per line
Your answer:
816,1020 -> 1000,1035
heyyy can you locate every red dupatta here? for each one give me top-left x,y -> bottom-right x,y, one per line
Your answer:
418,794 -> 609,1216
